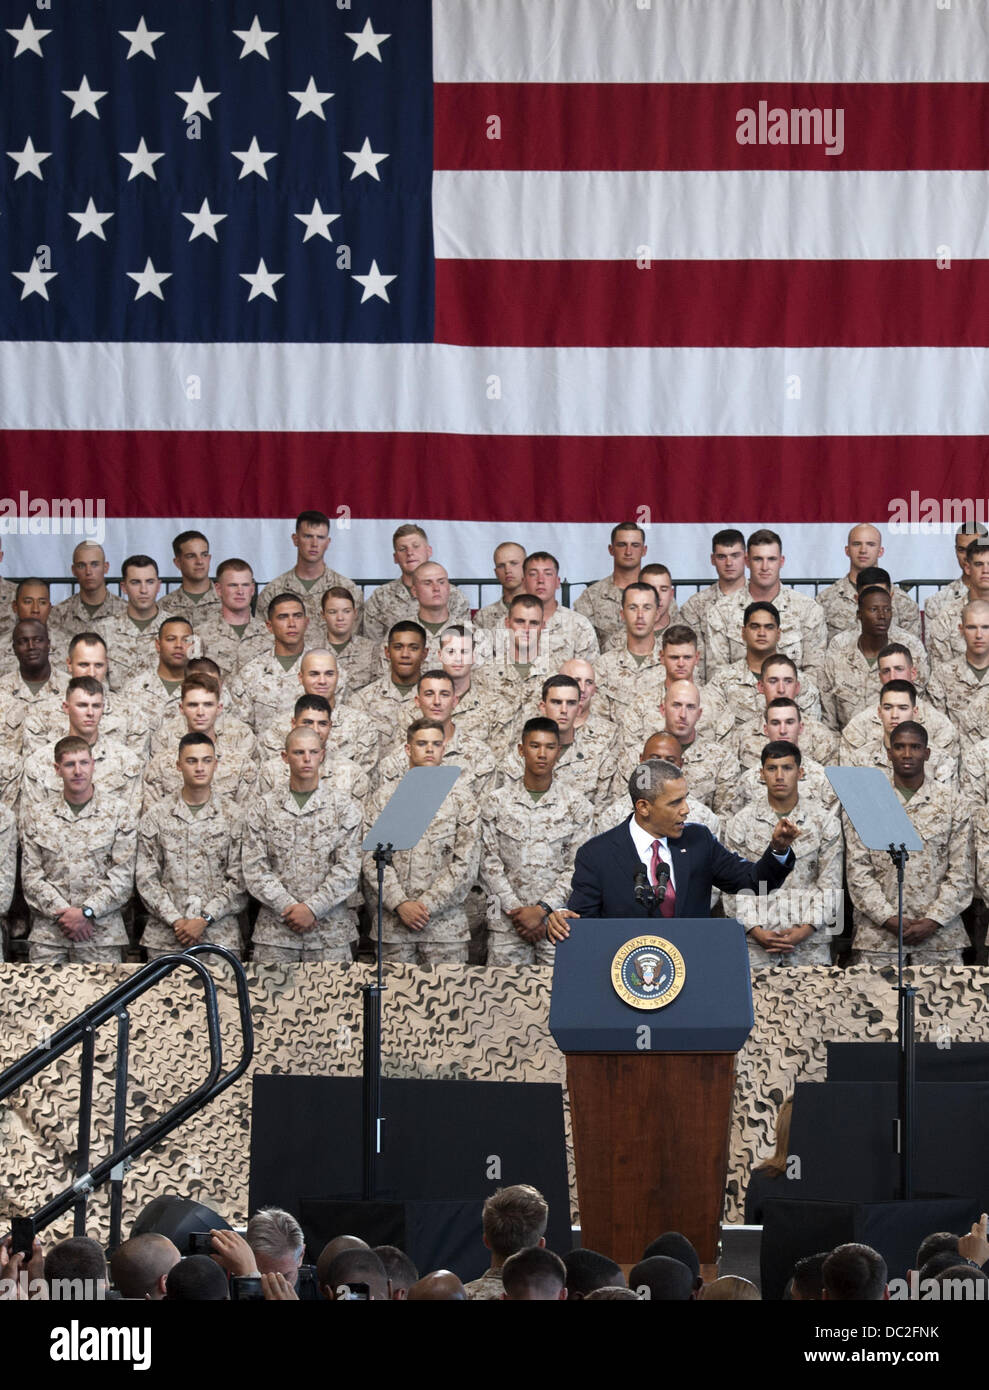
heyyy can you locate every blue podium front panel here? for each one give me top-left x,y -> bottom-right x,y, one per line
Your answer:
549,918 -> 753,1053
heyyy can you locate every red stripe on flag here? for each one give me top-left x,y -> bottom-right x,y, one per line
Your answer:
435,82 -> 989,171
435,259 -> 989,347
4,432 -> 989,522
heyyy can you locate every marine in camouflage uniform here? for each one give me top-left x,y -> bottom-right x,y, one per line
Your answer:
819,625 -> 929,730
362,772 -> 480,965
21,787 -> 137,964
845,731 -> 973,965
241,779 -> 363,964
817,574 -> 921,644
723,794 -> 842,968
703,584 -> 828,685
479,774 -> 593,966
136,792 -> 247,958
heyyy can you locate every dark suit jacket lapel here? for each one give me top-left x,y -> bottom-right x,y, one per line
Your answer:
615,816 -> 648,913
672,835 -> 693,917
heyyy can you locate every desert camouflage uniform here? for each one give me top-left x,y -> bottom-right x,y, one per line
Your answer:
838,733 -> 958,787
259,702 -> 380,777
21,689 -> 129,756
362,776 -> 480,964
225,650 -> 308,734
819,625 -> 929,730
723,798 -> 842,967
578,578 -> 682,651
21,736 -> 143,816
574,577 -> 625,647
363,577 -> 471,645
839,701 -> 959,783
136,793 -> 247,957
258,751 -> 369,806
602,612 -> 686,655
925,656 -> 989,750
724,755 -> 837,818
960,737 -> 989,810
679,584 -> 742,681
0,803 -> 15,957
704,585 -> 828,685
614,733 -> 739,816
479,776 -> 592,965
923,577 -> 968,626
48,590 -> 126,656
241,782 -> 363,962
374,727 -> 498,798
158,586 -> 222,623
707,659 -> 823,730
972,804 -> 989,935
926,597 -> 971,667
0,669 -> 70,755
443,680 -> 504,747
20,790 -> 137,963
481,612 -> 597,672
845,779 -> 973,964
327,635 -> 381,695
257,565 -> 363,632
498,716 -> 620,810
0,746 -> 19,812
142,737 -> 259,811
473,596 -> 512,630
594,643 -> 666,725
0,576 -> 15,645
121,668 -> 184,746
622,676 -> 733,752
193,612 -> 271,679
98,611 -> 162,690
358,675 -> 421,757
816,576 -> 922,645
734,715 -> 838,771
149,707 -> 257,764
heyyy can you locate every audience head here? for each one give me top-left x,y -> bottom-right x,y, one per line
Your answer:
562,1247 -> 625,1299
165,1255 -> 230,1301
374,1245 -> 419,1300
628,1255 -> 694,1302
501,1247 -> 568,1301
407,1270 -> 467,1301
789,1251 -> 828,1301
316,1235 -> 369,1297
822,1243 -> 888,1301
245,1207 -> 305,1278
325,1249 -> 389,1302
110,1234 -> 180,1301
44,1237 -> 108,1299
481,1184 -> 549,1260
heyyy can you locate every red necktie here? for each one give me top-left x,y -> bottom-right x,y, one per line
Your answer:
650,839 -> 677,918
644,839 -> 675,917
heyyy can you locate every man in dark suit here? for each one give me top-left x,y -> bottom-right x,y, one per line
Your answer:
545,758 -> 799,938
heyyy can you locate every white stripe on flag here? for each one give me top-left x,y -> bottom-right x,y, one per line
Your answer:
433,0 -> 989,83
0,519 -> 957,599
433,170 -> 989,261
4,343 -> 989,436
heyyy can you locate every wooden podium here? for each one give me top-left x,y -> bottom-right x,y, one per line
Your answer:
549,919 -> 753,1265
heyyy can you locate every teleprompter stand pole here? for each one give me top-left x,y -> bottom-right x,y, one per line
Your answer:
888,842 -> 915,1201
824,767 -> 924,1203
359,765 -> 462,1204
362,843 -> 391,1201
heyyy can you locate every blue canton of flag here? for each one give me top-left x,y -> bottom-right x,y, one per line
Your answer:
0,0 -> 433,341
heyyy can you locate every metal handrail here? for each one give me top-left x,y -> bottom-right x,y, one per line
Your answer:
0,945 -> 253,1247
10,574 -> 957,610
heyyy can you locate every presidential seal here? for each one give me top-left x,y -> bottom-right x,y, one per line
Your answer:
611,935 -> 685,1010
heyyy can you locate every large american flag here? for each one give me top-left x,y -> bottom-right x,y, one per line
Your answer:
1,0 -> 988,588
